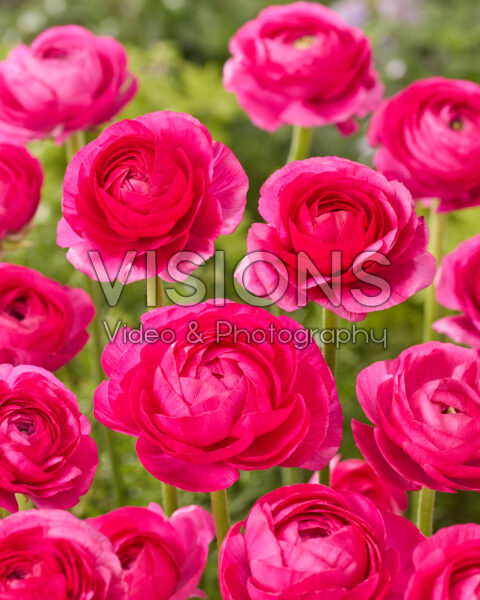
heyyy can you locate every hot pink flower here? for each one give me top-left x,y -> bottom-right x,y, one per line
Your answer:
433,235 -> 480,349
0,144 -> 43,241
219,483 -> 423,599
353,342 -> 480,492
224,1 -> 382,133
0,509 -> 126,599
57,111 -> 248,283
0,364 -> 97,513
235,157 -> 435,321
94,301 -> 342,492
89,503 -> 215,600
0,263 -> 94,370
406,524 -> 480,599
311,454 -> 408,515
369,77 -> 480,212
0,25 -> 137,144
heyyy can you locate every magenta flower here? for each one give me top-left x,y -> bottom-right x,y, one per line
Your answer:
0,509 -> 126,599
219,483 -> 423,599
0,263 -> 94,370
0,364 -> 97,513
369,77 -> 480,212
224,1 -> 382,133
235,157 -> 435,321
94,301 -> 342,492
57,112 -> 248,283
89,504 -> 215,600
434,234 -> 480,349
0,25 -> 137,144
353,342 -> 480,492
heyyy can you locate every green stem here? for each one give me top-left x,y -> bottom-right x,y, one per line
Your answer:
415,487 -> 436,536
162,484 -> 179,517
287,126 -> 313,163
318,465 -> 330,486
15,494 -> 34,511
423,202 -> 447,342
323,308 -> 338,375
210,489 -> 231,549
65,130 -> 86,163
282,467 -> 302,485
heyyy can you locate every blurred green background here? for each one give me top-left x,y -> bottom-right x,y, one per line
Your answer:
2,0 -> 480,597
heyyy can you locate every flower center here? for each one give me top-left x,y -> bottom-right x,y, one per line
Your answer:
293,35 -> 317,49
5,296 -> 27,321
442,406 -> 457,414
117,539 -> 144,570
12,415 -> 35,436
449,118 -> 464,131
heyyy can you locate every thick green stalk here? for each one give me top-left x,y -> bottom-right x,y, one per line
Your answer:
210,489 -> 231,549
287,126 -> 313,163
65,130 -> 86,163
415,487 -> 436,537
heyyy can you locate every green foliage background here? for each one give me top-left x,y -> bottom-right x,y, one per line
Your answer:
1,0 -> 480,597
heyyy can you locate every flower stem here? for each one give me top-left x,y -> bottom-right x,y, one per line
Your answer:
287,126 -> 313,163
15,495 -> 34,511
423,201 -> 447,342
65,130 -> 86,163
323,308 -> 338,375
415,487 -> 436,536
210,489 -> 231,549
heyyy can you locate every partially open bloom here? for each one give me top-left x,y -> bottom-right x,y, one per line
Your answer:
224,1 -> 382,132
89,503 -> 215,600
353,342 -> 480,492
57,111 -> 248,283
94,301 -> 342,492
369,77 -> 480,212
235,157 -> 435,321
0,25 -> 137,144
219,484 -> 423,599
434,234 -> 480,349
0,364 -> 97,512
0,263 -> 94,370
0,509 -> 126,599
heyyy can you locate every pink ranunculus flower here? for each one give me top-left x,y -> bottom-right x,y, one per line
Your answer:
0,25 -> 137,144
433,234 -> 480,349
223,1 -> 382,133
57,111 -> 248,283
0,364 -> 98,513
0,509 -> 126,599
353,342 -> 480,492
406,524 -> 480,599
94,301 -> 342,492
0,263 -> 94,370
235,157 -> 435,321
89,503 -> 215,600
311,454 -> 408,515
0,144 -> 43,241
369,77 -> 480,212
219,483 -> 423,599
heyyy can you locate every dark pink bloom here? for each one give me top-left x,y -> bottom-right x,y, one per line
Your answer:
0,25 -> 137,144
0,364 -> 97,513
235,157 -> 435,321
353,342 -> 480,492
369,77 -> 480,212
94,301 -> 342,492
57,112 -> 248,283
89,503 -> 215,600
0,144 -> 43,241
0,509 -> 126,599
311,454 -> 408,515
219,483 -> 423,599
0,263 -> 94,370
224,1 -> 382,133
434,235 -> 480,349
406,524 -> 480,599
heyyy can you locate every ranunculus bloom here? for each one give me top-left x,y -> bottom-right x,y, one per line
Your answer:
0,263 -> 94,370
0,509 -> 126,599
0,25 -> 137,144
57,111 -> 248,283
94,301 -> 342,492
89,503 -> 215,600
353,342 -> 480,492
235,157 -> 435,321
0,364 -> 97,512
368,77 -> 480,212
0,144 -> 43,241
406,524 -> 480,599
311,454 -> 408,515
433,235 -> 480,349
224,1 -> 382,133
219,483 -> 423,599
